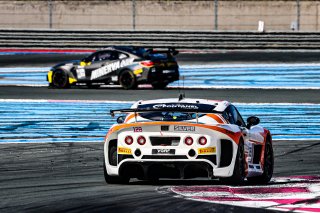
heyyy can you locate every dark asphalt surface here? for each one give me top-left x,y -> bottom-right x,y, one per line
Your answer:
0,87 -> 319,213
2,51 -> 320,67
1,141 -> 320,213
1,86 -> 320,103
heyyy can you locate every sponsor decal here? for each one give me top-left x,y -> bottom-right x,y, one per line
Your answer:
118,147 -> 132,155
153,103 -> 199,110
133,68 -> 143,75
198,147 -> 216,154
152,149 -> 175,154
76,67 -> 86,79
174,125 -> 195,132
111,75 -> 118,82
90,57 -> 134,80
133,127 -> 142,132
162,70 -> 176,74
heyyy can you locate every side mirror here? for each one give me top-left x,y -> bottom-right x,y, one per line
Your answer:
246,116 -> 260,128
117,116 -> 125,124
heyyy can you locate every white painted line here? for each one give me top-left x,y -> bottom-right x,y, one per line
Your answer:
0,84 -> 319,90
169,85 -> 320,90
180,63 -> 320,68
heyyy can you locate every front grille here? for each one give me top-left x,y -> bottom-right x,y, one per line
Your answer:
150,137 -> 180,146
142,155 -> 188,159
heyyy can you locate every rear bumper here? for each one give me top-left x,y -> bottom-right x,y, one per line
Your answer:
106,156 -> 235,179
147,69 -> 179,84
118,160 -> 215,179
136,67 -> 179,84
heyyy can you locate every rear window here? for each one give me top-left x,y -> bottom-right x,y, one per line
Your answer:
148,53 -> 167,59
137,103 -> 216,121
139,112 -> 199,121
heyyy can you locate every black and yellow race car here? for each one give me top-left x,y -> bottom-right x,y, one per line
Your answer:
47,46 -> 179,89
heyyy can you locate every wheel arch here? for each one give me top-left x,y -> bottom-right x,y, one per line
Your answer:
118,69 -> 137,89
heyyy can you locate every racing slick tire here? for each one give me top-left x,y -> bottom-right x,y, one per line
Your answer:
151,82 -> 168,89
119,70 -> 137,90
247,139 -> 274,184
103,146 -> 130,184
220,140 -> 246,185
52,69 -> 70,89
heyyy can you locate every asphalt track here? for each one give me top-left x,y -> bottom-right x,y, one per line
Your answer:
1,86 -> 320,213
1,86 -> 320,103
1,141 -> 320,213
1,52 -> 320,212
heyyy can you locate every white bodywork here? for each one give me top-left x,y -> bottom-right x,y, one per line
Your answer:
104,98 -> 270,180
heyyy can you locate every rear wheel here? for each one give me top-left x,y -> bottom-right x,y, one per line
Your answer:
52,70 -> 70,89
247,139 -> 274,184
119,70 -> 137,89
151,82 -> 168,89
220,140 -> 246,185
103,146 -> 130,184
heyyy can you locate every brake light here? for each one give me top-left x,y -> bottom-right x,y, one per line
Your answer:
184,136 -> 193,146
137,136 -> 146,145
140,61 -> 155,67
198,136 -> 207,145
125,136 -> 133,145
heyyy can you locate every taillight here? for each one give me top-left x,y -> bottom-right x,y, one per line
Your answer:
125,136 -> 133,145
198,136 -> 207,145
137,136 -> 146,145
184,136 -> 193,146
140,61 -> 155,67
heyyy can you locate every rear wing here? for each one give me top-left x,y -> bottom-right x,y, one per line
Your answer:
145,48 -> 179,57
110,108 -> 221,123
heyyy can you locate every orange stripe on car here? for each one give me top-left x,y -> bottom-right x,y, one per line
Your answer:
124,113 -> 136,123
106,121 -> 242,144
206,114 -> 225,124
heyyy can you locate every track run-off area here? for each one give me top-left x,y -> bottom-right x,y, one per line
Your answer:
1,61 -> 320,212
0,99 -> 319,143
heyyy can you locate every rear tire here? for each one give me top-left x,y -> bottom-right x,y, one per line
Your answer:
247,139 -> 274,184
119,70 -> 137,90
52,70 -> 70,89
220,140 -> 246,185
151,82 -> 168,89
103,146 -> 130,184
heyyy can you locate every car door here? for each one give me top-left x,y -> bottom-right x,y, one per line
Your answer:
223,105 -> 253,161
229,105 -> 266,166
76,50 -> 119,82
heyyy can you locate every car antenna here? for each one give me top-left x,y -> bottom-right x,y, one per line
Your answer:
178,76 -> 185,101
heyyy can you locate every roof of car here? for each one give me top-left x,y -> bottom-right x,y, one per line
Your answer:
132,98 -> 230,112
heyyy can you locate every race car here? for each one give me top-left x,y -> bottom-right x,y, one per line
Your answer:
103,98 -> 273,185
47,46 -> 179,89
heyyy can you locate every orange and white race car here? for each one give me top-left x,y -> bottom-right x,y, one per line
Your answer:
103,98 -> 273,185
